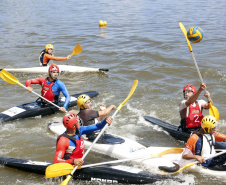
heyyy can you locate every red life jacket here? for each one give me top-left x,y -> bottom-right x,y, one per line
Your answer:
57,134 -> 85,160
186,102 -> 203,128
70,137 -> 85,159
41,78 -> 55,102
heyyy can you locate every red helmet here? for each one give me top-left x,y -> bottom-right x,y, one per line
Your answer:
183,84 -> 197,93
63,112 -> 79,130
48,64 -> 59,76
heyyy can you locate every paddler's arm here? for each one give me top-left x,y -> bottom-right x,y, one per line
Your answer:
57,80 -> 70,111
182,148 -> 206,163
185,83 -> 206,107
80,116 -> 113,135
44,53 -> 71,62
25,77 -> 45,92
203,90 -> 213,109
98,105 -> 116,121
213,132 -> 226,142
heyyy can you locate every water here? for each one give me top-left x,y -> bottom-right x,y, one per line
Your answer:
0,0 -> 226,184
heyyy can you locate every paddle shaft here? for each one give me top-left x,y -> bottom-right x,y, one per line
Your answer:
61,80 -> 138,185
21,82 -> 66,112
69,110 -> 119,175
190,51 -> 209,95
80,148 -> 183,169
194,150 -> 226,166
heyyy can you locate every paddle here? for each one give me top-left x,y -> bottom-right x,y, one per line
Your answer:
0,69 -> 66,112
60,80 -> 138,185
179,22 -> 219,121
160,150 -> 226,174
71,44 -> 82,56
46,148 -> 183,178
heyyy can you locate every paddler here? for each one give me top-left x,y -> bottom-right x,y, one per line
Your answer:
179,115 -> 226,169
179,83 -> 226,141
179,83 -> 213,132
76,94 -> 116,140
54,112 -> 113,165
40,44 -> 71,66
25,64 -> 70,112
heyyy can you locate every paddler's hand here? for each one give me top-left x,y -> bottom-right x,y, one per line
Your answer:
59,107 -> 66,112
195,155 -> 206,163
106,116 -> 113,126
204,91 -> 210,99
27,87 -> 33,92
73,158 -> 84,166
199,83 -> 206,91
67,55 -> 71,59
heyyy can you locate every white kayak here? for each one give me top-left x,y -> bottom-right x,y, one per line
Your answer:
4,65 -> 109,74
48,122 -> 146,159
48,122 -> 226,178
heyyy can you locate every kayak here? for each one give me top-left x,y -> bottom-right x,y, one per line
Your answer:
0,157 -> 179,184
143,116 -> 226,149
48,122 -> 146,159
4,65 -> 109,74
49,117 -> 226,176
0,91 -> 98,123
48,122 -> 226,177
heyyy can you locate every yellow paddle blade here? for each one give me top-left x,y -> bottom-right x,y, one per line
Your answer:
71,44 -> 82,56
151,148 -> 183,157
175,162 -> 194,173
45,163 -> 74,178
117,80 -> 138,111
209,102 -> 220,121
179,22 -> 192,52
0,69 -> 23,87
61,175 -> 72,185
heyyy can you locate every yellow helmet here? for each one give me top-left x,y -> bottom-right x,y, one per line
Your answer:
201,115 -> 218,133
45,44 -> 54,52
77,94 -> 90,109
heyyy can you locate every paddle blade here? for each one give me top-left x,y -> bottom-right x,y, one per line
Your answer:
179,22 -> 192,52
176,162 -> 194,173
117,80 -> 138,111
71,44 -> 82,56
151,148 -> 183,157
61,175 -> 72,185
0,69 -> 23,86
209,102 -> 220,121
45,163 -> 74,178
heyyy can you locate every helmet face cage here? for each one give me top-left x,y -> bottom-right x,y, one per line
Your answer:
77,94 -> 90,109
201,115 -> 218,133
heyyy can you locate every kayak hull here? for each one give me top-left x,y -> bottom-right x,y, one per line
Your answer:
0,91 -> 99,123
5,65 -> 108,74
0,157 -> 174,184
143,116 -> 226,150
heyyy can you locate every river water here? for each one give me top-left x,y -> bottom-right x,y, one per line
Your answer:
0,0 -> 226,184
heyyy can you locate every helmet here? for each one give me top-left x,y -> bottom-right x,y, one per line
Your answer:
77,94 -> 90,109
48,64 -> 59,76
201,115 -> 218,133
45,44 -> 54,52
63,112 -> 79,130
183,84 -> 197,93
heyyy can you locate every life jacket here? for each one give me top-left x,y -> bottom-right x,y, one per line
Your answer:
57,133 -> 85,160
186,101 -> 203,128
39,52 -> 51,66
195,133 -> 215,167
41,78 -> 58,103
